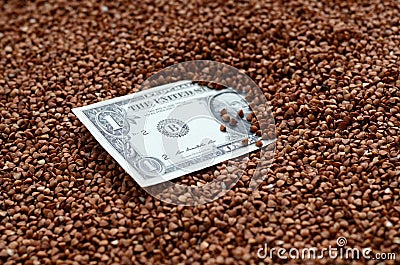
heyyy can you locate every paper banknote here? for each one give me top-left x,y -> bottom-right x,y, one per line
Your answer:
73,81 -> 275,187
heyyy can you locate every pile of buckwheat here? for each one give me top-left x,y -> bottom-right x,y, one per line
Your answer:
0,0 -> 399,264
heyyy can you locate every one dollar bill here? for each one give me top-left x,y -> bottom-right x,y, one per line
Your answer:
73,81 -> 274,187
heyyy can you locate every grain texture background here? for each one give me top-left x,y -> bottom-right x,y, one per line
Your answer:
0,0 -> 399,264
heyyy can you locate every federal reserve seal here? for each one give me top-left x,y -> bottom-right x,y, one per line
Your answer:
157,118 -> 189,137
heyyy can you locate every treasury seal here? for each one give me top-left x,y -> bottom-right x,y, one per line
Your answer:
157,118 -> 189,137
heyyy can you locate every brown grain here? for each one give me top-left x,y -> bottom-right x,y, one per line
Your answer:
0,0 -> 399,264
